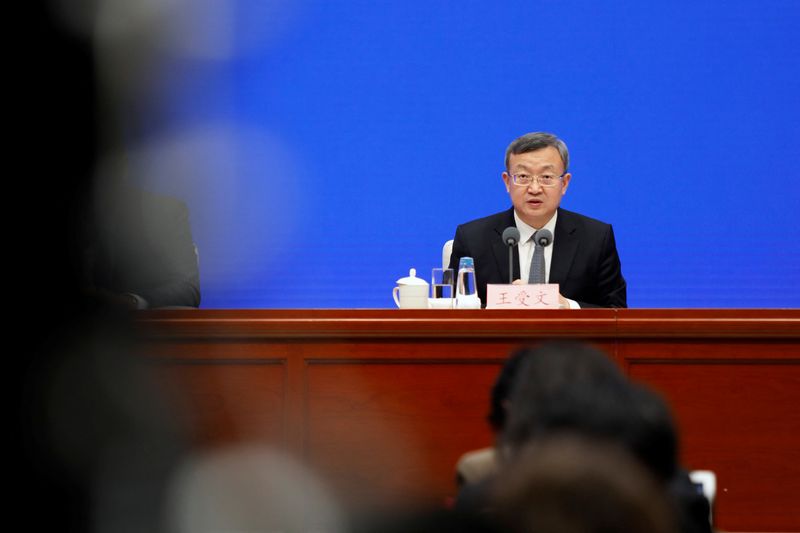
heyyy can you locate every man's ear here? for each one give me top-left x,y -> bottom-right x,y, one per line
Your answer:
561,172 -> 572,195
502,172 -> 511,193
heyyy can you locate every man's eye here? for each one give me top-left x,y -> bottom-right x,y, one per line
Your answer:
541,175 -> 555,181
516,175 -> 529,181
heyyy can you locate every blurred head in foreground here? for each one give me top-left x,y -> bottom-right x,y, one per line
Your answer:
490,436 -> 677,533
500,341 -> 678,482
501,341 -> 629,458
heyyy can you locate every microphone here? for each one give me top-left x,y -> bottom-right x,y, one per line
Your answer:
502,226 -> 520,246
534,228 -> 553,247
501,226 -> 520,284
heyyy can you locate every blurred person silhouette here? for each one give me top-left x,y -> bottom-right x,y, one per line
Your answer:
350,506 -> 501,533
456,341 -> 711,533
489,436 -> 677,533
14,3 -> 198,531
83,159 -> 201,310
57,0 -> 203,311
455,341 -> 627,512
456,341 -> 627,496
625,382 -> 714,533
167,445 -> 346,533
23,311 -> 193,532
455,348 -> 533,487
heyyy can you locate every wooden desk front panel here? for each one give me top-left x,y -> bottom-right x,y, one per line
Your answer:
620,339 -> 800,532
139,309 -> 800,531
306,351 -> 499,507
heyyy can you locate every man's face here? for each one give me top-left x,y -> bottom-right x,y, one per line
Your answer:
502,146 -> 571,229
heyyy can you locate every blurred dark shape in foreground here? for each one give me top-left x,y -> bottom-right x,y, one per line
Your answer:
84,175 -> 201,310
455,341 -> 711,533
490,436 -> 677,533
21,311 -> 190,532
14,4 -> 193,530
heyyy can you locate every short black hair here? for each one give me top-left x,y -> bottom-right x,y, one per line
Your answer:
505,132 -> 570,172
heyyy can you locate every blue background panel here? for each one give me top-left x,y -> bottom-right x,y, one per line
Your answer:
127,0 -> 800,308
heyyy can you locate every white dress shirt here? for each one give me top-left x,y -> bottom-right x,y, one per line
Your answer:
513,210 -> 580,309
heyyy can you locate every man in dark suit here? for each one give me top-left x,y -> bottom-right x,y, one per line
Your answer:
448,132 -> 626,308
84,177 -> 201,309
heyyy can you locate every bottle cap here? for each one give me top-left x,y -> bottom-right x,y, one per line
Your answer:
458,256 -> 474,269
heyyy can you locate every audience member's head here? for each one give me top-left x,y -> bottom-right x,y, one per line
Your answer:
487,348 -> 534,432
624,382 -> 680,482
500,341 -> 680,485
490,436 -> 678,533
501,341 -> 629,456
467,342 -> 704,532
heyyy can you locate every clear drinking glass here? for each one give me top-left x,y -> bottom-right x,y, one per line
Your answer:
430,267 -> 455,308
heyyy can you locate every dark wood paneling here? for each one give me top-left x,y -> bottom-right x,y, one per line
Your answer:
619,336 -> 800,532
629,360 -> 800,531
138,309 -> 800,531
156,360 -> 285,446
306,360 -> 499,508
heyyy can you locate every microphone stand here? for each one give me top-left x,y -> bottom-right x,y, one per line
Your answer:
501,227 -> 520,285
508,244 -> 514,285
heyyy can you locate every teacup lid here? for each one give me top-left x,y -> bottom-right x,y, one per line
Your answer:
396,268 -> 429,286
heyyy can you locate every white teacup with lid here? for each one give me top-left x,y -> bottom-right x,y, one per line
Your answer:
392,268 -> 429,309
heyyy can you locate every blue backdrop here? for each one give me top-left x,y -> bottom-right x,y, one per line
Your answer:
128,0 -> 799,308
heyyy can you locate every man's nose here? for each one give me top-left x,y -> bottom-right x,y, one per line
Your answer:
527,179 -> 543,193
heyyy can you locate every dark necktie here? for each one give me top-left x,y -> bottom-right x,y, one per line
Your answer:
528,240 -> 545,284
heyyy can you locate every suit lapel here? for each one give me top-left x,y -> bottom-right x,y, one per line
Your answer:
550,208 -> 579,284
491,208 -> 520,284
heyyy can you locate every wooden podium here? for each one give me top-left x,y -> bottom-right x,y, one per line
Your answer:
138,309 -> 800,532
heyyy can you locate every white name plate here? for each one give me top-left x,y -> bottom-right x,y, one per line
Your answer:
486,283 -> 560,309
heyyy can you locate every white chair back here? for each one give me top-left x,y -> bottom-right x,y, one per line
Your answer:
689,470 -> 716,526
443,240 -> 453,270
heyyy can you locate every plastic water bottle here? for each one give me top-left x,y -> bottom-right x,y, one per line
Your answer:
456,256 -> 481,309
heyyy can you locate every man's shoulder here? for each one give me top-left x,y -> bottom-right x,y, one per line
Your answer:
558,208 -> 613,232
119,185 -> 189,222
140,188 -> 189,215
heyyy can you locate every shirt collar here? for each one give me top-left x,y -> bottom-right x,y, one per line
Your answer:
513,210 -> 558,244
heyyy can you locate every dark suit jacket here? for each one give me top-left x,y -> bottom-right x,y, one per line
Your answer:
448,208 -> 626,308
86,185 -> 201,308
